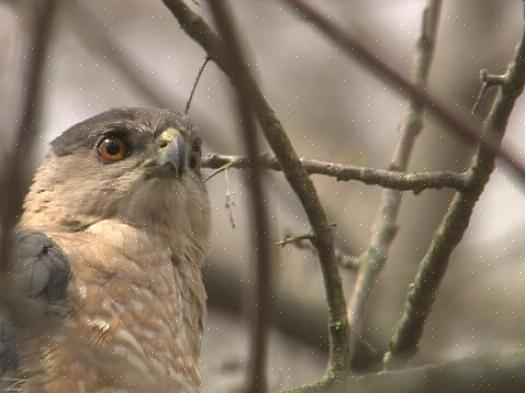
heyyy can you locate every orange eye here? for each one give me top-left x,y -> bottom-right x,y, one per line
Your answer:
189,146 -> 202,174
97,137 -> 126,161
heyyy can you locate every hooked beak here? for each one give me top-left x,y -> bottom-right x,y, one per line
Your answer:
141,127 -> 185,177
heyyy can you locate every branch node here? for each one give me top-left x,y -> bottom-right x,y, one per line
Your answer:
471,68 -> 508,114
275,232 -> 314,248
276,227 -> 359,270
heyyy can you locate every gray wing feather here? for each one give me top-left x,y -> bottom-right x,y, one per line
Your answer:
0,229 -> 70,385
9,230 -> 70,302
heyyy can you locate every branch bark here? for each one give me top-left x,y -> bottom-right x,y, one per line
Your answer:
203,262 -> 382,372
385,1 -> 525,365
278,350 -> 525,393
278,0 -> 525,186
161,0 -> 351,373
347,0 -> 442,364
202,153 -> 468,193
206,2 -> 272,391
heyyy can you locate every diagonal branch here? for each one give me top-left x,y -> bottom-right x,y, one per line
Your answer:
384,1 -> 525,365
277,0 -> 525,186
160,0 -> 351,374
347,0 -> 442,364
202,153 -> 469,192
205,2 -> 272,392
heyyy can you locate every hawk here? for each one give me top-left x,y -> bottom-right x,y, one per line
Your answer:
0,108 -> 211,392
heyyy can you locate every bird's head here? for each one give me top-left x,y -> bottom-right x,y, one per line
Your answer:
21,108 -> 210,256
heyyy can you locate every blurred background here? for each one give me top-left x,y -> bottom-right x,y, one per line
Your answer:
2,0 -> 525,391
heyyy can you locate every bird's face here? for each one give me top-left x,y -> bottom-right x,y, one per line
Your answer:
22,108 -> 210,256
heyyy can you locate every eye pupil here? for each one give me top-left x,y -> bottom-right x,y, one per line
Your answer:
104,140 -> 120,156
98,137 -> 126,161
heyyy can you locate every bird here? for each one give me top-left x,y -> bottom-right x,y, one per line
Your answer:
0,107 -> 211,393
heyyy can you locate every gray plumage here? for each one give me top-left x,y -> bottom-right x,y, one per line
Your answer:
1,230 -> 70,389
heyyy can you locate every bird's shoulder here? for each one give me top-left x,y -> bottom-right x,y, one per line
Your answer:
1,228 -> 71,388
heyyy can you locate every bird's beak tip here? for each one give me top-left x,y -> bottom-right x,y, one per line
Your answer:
141,128 -> 186,177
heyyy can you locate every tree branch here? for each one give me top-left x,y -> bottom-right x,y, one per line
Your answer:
202,153 -> 469,193
161,0 -> 352,373
206,2 -> 272,391
385,1 -> 525,365
276,230 -> 359,270
277,0 -> 525,186
347,0 -> 442,365
277,350 -> 525,393
203,262 -> 382,373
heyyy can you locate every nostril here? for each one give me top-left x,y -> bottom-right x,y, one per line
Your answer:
159,140 -> 168,148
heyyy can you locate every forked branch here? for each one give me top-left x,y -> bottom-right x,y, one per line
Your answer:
347,0 -> 442,365
385,0 -> 525,365
278,0 -> 525,185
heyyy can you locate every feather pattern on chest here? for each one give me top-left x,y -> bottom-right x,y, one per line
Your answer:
19,221 -> 207,393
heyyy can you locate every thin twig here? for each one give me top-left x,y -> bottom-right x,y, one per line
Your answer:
384,1 -> 525,366
206,2 -> 272,392
276,231 -> 359,270
162,0 -> 352,374
276,233 -> 314,247
223,168 -> 237,229
277,0 -> 525,186
347,0 -> 442,365
203,159 -> 236,182
0,0 -> 58,273
471,69 -> 508,114
202,153 -> 469,192
185,56 -> 210,114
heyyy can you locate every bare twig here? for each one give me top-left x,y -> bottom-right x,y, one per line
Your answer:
347,0 -> 442,365
385,1 -> 525,366
206,2 -> 272,391
223,169 -> 237,229
276,232 -> 359,270
185,56 -> 210,114
277,0 -> 525,186
162,0 -> 352,374
0,0 -> 58,272
276,232 -> 314,247
203,158 -> 237,182
471,69 -> 508,114
202,153 -> 469,192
